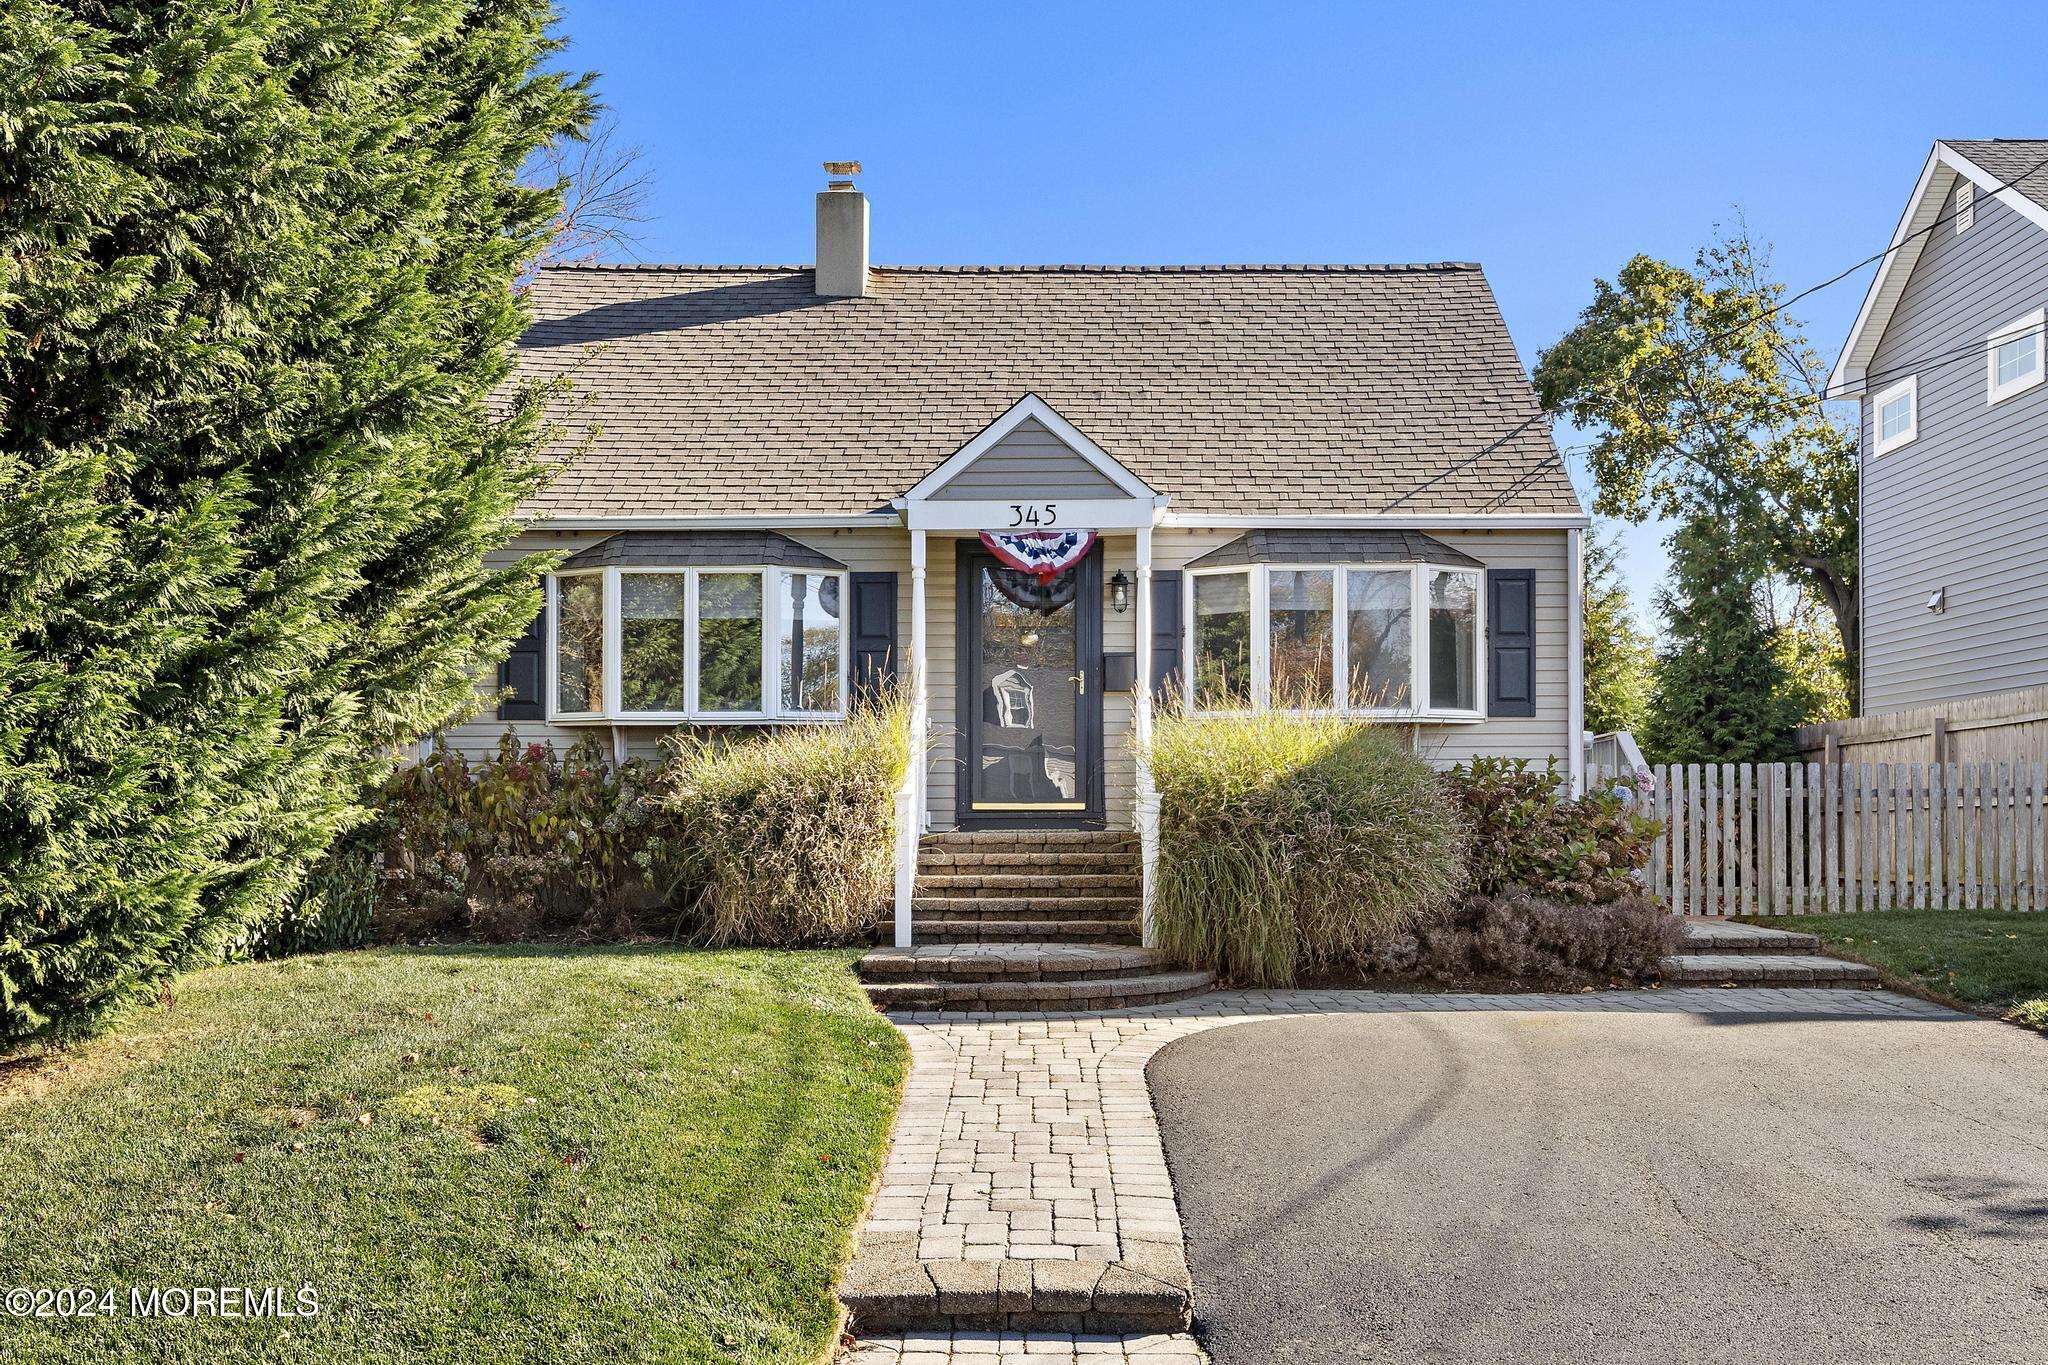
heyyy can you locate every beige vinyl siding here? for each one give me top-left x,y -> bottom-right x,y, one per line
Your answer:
925,418 -> 1129,500
1860,179 -> 2048,715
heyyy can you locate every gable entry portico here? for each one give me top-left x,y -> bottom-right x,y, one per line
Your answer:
888,395 -> 1168,948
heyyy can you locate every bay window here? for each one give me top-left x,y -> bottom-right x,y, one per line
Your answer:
1185,562 -> 1485,719
548,565 -> 848,722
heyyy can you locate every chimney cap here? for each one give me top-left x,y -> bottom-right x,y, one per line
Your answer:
823,160 -> 862,191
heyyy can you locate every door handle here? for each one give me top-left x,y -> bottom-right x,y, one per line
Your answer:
1070,674 -> 1086,695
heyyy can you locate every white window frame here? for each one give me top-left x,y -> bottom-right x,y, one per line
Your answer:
1871,374 -> 1919,456
1182,561 -> 1487,722
546,565 -> 850,724
1987,307 -> 2045,406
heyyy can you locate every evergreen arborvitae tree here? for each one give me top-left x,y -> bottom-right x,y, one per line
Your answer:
0,3 -> 591,1042
1640,518 -> 1802,765
1581,533 -> 1656,736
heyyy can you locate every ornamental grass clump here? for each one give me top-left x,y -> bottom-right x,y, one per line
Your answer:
650,696 -> 914,947
1146,708 -> 1469,987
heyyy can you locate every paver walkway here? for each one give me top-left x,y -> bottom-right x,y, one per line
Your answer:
844,985 -> 1960,1360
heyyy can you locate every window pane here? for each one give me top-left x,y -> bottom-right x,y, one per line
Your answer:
1880,393 -> 1912,440
698,572 -> 764,712
619,573 -> 686,712
1347,570 -> 1412,708
554,575 -> 604,712
780,572 -> 842,712
1268,569 -> 1334,708
1192,573 -> 1252,709
1428,570 -> 1479,711
1997,332 -> 2038,386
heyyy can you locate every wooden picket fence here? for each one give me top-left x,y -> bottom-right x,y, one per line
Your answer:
1607,762 -> 2048,915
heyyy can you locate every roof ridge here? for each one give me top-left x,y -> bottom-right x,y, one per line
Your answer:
537,260 -> 1483,276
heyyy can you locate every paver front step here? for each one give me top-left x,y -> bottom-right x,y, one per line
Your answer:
858,943 -> 1171,983
1658,953 -> 1881,986
915,918 -> 1141,945
1680,920 -> 1822,954
910,895 -> 1140,920
921,830 -> 1138,851
840,1253 -> 1190,1333
917,849 -> 1137,871
917,872 -> 1142,896
862,968 -> 1215,1012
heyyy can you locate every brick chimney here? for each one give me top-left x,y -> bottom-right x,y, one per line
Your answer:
815,161 -> 869,298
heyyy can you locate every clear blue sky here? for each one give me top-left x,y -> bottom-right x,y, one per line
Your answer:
552,0 -> 2047,631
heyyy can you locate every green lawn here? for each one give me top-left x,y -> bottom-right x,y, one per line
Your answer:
0,946 -> 905,1365
1742,911 -> 2048,1029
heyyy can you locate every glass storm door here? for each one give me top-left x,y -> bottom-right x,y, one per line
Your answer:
961,548 -> 1102,822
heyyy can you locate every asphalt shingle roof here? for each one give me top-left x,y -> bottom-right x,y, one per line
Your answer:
1185,529 -> 1484,569
1945,140 -> 2048,213
514,262 -> 1581,520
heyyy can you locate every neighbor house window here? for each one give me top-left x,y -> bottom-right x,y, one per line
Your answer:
1872,375 -> 1917,455
1988,308 -> 2044,405
1186,563 -> 1483,719
549,566 -> 847,722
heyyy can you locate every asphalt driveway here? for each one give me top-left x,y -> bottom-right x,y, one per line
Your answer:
1148,1000 -> 2048,1365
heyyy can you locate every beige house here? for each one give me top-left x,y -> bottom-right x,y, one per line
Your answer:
447,168 -> 1589,944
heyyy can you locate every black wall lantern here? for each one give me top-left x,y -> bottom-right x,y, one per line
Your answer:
1109,569 -> 1132,613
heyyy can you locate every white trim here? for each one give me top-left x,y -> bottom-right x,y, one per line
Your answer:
524,513 -> 897,531
1986,307 -> 2045,406
1871,374 -> 1919,455
1832,141 -> 2048,397
906,497 -> 1161,532
903,393 -> 1159,504
1164,512 -> 1590,530
1566,527 -> 1585,797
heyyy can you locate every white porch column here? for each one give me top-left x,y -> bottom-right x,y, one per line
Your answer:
1567,526 -> 1586,797
892,529 -> 929,949
1133,527 -> 1160,948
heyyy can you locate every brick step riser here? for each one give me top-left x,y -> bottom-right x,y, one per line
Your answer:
850,1306 -> 1187,1334
1685,943 -> 1822,956
911,898 -> 1139,920
915,923 -> 1142,945
921,831 -> 1138,850
916,877 -> 1143,896
862,974 -> 1214,1011
918,854 -> 1139,872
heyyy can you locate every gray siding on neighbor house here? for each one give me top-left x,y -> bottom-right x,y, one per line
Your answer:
925,417 -> 1130,500
1861,179 -> 2048,715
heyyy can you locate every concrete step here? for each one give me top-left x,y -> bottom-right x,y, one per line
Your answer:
917,849 -> 1137,872
910,895 -> 1140,920
921,829 -> 1137,851
859,943 -> 1172,983
916,872 -> 1143,897
915,918 -> 1142,945
861,968 -> 1215,1013
1659,953 -> 1881,986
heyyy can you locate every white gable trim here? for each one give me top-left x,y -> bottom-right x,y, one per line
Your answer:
1832,142 -> 2048,397
903,393 -> 1161,504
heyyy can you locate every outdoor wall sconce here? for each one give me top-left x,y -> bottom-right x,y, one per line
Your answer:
1109,570 -> 1132,613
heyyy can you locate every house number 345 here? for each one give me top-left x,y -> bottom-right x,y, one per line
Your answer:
1007,503 -> 1059,527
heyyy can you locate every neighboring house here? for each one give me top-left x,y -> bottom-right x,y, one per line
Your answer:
1831,140 -> 2048,722
450,166 -> 1589,934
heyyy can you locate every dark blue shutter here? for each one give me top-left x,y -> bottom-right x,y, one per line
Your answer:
850,572 -> 898,698
1150,570 -> 1183,703
497,593 -> 547,721
1487,569 -> 1537,718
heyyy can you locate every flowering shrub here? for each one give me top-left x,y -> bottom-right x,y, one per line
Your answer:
372,733 -> 660,940
1446,757 -> 1659,905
